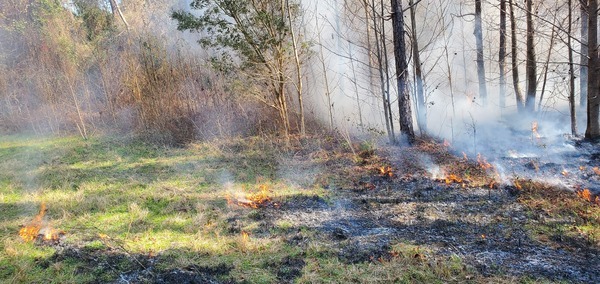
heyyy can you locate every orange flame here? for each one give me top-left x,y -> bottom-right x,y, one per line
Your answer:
577,188 -> 598,205
593,167 -> 600,176
19,202 -> 63,242
514,180 -> 523,190
477,153 -> 493,171
561,170 -> 569,177
227,184 -> 272,209
445,174 -> 463,185
379,166 -> 394,178
531,121 -> 541,139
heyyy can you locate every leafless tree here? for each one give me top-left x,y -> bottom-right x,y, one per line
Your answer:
585,0 -> 600,139
525,0 -> 537,112
391,0 -> 415,143
475,0 -> 488,106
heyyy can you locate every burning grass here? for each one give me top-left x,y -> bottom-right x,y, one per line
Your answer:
1,135 -> 598,283
514,179 -> 600,247
226,184 -> 275,209
19,202 -> 64,243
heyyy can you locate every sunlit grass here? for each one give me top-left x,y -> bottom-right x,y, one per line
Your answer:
0,134 -> 330,283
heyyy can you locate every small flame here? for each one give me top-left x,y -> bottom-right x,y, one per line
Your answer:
445,174 -> 463,185
580,166 -> 586,171
19,202 -> 63,242
531,121 -> 541,139
227,184 -> 272,209
379,166 -> 394,178
593,167 -> 600,176
477,153 -> 493,171
561,170 -> 569,177
514,180 -> 523,190
577,188 -> 599,205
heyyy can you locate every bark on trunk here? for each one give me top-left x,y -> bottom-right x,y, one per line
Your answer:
499,0 -> 507,112
475,0 -> 487,106
581,4 -> 589,108
409,0 -> 426,133
391,0 -> 415,143
509,0 -> 525,111
525,0 -> 537,112
568,0 -> 577,135
585,0 -> 600,139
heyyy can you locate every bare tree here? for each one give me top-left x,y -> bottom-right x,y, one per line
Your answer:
499,0 -> 507,112
568,0 -> 577,135
391,0 -> 415,143
509,0 -> 525,111
475,0 -> 488,106
580,3 -> 589,108
525,0 -> 537,112
409,0 -> 426,132
108,0 -> 129,30
585,0 -> 600,139
286,0 -> 305,136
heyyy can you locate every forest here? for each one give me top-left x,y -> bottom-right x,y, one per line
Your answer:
0,0 -> 599,283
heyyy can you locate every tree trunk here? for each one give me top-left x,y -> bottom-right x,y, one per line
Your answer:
108,0 -> 129,30
525,0 -> 537,112
286,0 -> 304,136
585,0 -> 600,139
538,24 -> 556,111
372,0 -> 394,143
391,0 -> 415,143
580,3 -> 589,108
475,0 -> 487,106
568,0 -> 577,135
509,0 -> 524,112
409,0 -> 426,133
499,0 -> 507,112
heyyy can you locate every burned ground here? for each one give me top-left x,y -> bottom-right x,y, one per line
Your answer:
2,135 -> 599,283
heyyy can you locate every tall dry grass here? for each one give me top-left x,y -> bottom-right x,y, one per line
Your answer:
0,0 -> 282,145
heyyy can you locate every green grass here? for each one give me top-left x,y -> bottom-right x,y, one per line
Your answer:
0,135 -> 330,283
0,135 -> 555,283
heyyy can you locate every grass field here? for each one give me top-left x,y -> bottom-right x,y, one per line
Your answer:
0,135 -> 597,283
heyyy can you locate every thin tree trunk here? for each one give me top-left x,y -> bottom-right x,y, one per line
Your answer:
580,3 -> 589,108
409,0 -> 426,133
380,2 -> 394,139
499,0 -> 507,112
568,0 -> 577,135
475,0 -> 488,106
108,0 -> 129,31
349,43 -> 364,129
585,0 -> 600,139
391,0 -> 415,143
315,15 -> 334,131
371,0 -> 394,143
509,0 -> 524,112
525,0 -> 537,112
538,24 -> 556,111
286,0 -> 304,136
